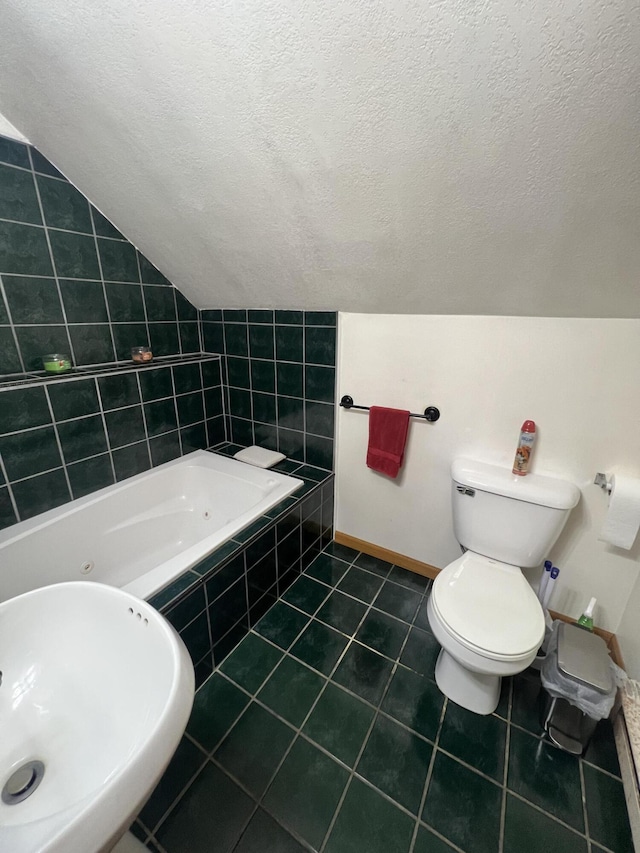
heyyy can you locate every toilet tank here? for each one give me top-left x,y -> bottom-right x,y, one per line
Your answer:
451,458 -> 580,568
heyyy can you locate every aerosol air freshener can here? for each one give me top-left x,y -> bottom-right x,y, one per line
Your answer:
512,420 -> 536,476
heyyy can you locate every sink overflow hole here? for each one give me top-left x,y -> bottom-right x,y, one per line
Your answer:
127,606 -> 149,625
2,761 -> 45,805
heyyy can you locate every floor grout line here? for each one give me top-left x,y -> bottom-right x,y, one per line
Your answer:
580,759 -> 593,853
318,575 -> 425,852
498,677 -> 513,853
227,562 -> 394,850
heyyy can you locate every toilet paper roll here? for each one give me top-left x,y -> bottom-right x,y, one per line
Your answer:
598,475 -> 640,550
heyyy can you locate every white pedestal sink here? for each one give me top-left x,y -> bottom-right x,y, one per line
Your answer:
0,582 -> 195,853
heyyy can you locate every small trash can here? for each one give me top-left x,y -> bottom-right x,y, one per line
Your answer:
539,621 -> 615,755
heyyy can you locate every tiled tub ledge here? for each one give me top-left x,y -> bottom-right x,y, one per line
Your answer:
0,351 -> 216,390
150,446 -> 334,687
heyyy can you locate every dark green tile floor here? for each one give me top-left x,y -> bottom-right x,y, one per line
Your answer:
137,543 -> 632,853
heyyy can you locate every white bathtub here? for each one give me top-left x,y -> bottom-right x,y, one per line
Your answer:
0,450 -> 303,603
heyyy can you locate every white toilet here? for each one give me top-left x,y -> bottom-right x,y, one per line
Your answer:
427,457 -> 580,715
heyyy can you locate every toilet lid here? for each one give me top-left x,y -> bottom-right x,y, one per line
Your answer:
432,552 -> 545,658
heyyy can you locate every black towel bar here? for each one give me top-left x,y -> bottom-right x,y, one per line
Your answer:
340,395 -> 440,422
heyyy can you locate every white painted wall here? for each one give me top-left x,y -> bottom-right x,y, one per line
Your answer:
335,314 -> 640,648
0,0 -> 639,315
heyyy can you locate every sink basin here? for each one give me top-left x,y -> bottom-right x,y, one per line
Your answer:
0,582 -> 195,853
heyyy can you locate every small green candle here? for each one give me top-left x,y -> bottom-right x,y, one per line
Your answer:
42,353 -> 71,373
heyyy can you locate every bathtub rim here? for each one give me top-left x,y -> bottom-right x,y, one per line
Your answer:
0,447 -> 333,619
0,449 -> 300,551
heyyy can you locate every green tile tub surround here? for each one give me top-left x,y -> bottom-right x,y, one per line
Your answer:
99,238 -> 140,283
37,173 -> 93,233
104,405 -> 147,448
112,441 -> 152,481
60,279 -> 108,323
148,322 -> 180,358
68,323 -> 117,365
0,136 -> 30,169
3,276 -> 63,324
0,133 -> 198,376
49,230 -> 102,279
0,425 -> 62,480
57,415 -> 109,463
105,282 -> 145,322
11,468 -> 70,520
48,377 -> 99,420
0,327 -> 21,373
0,385 -> 51,433
0,486 -> 17,530
0,162 -> 42,224
0,355 -> 223,527
147,475 -> 334,680
18,324 -> 73,370
66,454 -> 114,499
30,148 -> 66,180
0,220 -> 54,276
200,309 -> 336,470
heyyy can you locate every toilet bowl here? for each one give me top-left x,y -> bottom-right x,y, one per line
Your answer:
426,458 -> 580,715
427,552 -> 544,714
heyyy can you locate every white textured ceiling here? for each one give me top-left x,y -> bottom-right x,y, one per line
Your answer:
1,0 -> 639,315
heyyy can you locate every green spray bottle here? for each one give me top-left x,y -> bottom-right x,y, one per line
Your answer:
576,597 -> 596,632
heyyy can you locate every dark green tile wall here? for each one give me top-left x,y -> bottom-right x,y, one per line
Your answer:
201,310 -> 336,471
0,131 -> 337,528
0,356 -> 225,529
0,133 -> 200,374
155,463 -> 335,685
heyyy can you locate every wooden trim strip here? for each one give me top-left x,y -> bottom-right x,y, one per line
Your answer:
335,530 -> 625,668
334,531 -> 439,580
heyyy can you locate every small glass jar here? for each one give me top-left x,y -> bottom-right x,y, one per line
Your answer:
131,346 -> 153,364
42,353 -> 71,373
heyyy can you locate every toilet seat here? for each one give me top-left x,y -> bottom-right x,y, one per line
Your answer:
431,551 -> 545,660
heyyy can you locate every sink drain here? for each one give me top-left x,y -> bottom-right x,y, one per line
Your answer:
2,761 -> 45,804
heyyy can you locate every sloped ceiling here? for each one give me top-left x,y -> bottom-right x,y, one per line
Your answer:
0,0 -> 639,315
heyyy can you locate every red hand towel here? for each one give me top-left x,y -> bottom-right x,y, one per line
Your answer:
366,406 -> 411,479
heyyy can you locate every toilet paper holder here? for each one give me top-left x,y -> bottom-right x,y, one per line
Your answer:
594,473 -> 612,494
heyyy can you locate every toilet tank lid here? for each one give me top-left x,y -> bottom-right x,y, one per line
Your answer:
452,458 -> 580,510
